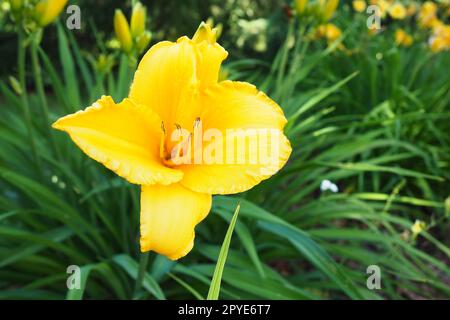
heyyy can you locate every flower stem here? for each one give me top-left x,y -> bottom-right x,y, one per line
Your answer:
30,34 -> 61,160
18,28 -> 42,174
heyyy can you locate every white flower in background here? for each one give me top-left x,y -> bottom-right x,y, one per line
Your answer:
320,179 -> 339,193
236,18 -> 268,51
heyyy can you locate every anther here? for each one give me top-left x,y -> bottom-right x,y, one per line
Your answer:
194,117 -> 201,128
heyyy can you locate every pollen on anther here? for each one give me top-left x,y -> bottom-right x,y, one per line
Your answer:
194,117 -> 201,128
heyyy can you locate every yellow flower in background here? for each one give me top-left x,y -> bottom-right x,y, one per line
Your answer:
136,31 -> 152,53
433,24 -> 450,40
370,0 -> 389,18
411,220 -> 426,237
418,1 -> 438,28
52,23 -> 292,260
421,1 -> 437,15
352,0 -> 366,13
34,0 -> 68,26
429,23 -> 450,52
429,36 -> 448,52
114,9 -> 133,53
395,28 -> 413,47
389,3 -> 406,20
406,3 -> 417,16
430,19 -> 444,33
316,23 -> 342,42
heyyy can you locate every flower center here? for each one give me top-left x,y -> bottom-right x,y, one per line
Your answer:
160,118 -> 201,167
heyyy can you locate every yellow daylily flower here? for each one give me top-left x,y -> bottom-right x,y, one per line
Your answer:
389,3 -> 406,20
52,23 -> 292,260
114,9 -> 133,53
395,29 -> 413,47
34,0 -> 68,26
352,0 -> 366,13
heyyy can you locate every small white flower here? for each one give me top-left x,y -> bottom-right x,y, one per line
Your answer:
320,180 -> 339,193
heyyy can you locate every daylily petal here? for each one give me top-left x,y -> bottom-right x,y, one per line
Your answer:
128,35 -> 227,131
192,23 -> 228,88
52,96 -> 183,185
179,81 -> 292,195
140,183 -> 211,260
129,38 -> 199,127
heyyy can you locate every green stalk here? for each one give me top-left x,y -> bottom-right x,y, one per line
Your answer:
30,34 -> 61,160
17,28 -> 41,173
133,252 -> 150,297
283,20 -> 311,103
275,19 -> 295,100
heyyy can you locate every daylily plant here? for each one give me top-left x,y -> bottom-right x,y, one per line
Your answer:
53,23 -> 292,260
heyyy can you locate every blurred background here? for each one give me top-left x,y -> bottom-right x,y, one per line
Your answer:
0,0 -> 449,299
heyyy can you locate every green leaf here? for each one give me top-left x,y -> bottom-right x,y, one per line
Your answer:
207,203 -> 240,300
113,254 -> 165,300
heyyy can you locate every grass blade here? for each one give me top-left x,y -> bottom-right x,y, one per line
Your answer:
207,203 -> 240,300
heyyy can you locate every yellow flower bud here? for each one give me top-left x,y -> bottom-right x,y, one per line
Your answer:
295,0 -> 309,15
322,0 -> 339,21
96,54 -> 115,74
205,17 -> 214,28
34,0 -> 68,26
213,24 -> 223,41
114,9 -> 133,53
8,76 -> 22,96
131,2 -> 146,38
136,31 -> 152,53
